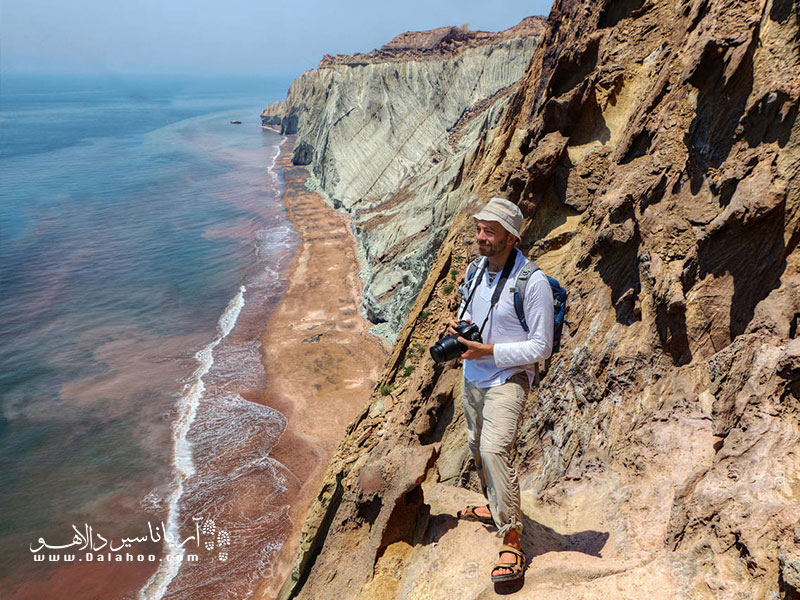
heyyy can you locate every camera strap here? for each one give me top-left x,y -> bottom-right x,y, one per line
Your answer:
478,248 -> 518,336
458,248 -> 520,318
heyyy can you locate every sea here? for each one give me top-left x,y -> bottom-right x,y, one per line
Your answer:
0,74 -> 300,599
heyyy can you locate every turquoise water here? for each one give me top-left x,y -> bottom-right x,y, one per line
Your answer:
0,75 -> 298,598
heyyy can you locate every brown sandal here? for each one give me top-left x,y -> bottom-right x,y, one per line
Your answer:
457,504 -> 493,525
491,545 -> 526,583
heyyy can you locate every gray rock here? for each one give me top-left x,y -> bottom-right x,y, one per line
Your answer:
266,34 -> 540,342
291,139 -> 313,166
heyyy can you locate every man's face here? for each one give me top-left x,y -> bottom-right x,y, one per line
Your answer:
475,219 -> 514,258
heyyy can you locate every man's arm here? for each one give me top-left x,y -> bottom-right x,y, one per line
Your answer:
492,275 -> 554,367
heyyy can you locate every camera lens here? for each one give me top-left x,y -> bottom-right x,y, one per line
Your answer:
429,342 -> 447,363
429,334 -> 465,363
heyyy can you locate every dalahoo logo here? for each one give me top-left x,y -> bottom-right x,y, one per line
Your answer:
30,515 -> 231,564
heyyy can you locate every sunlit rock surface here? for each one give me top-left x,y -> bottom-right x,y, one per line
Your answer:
267,2 -> 800,598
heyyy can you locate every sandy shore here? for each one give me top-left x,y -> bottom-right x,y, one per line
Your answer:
253,136 -> 388,599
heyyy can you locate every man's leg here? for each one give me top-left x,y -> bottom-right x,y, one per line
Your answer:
461,377 -> 487,493
479,374 -> 526,576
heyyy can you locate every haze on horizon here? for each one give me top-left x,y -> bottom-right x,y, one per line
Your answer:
1,0 -> 554,79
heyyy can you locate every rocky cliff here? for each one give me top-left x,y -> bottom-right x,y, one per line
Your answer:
262,18 -> 544,341
271,1 -> 800,599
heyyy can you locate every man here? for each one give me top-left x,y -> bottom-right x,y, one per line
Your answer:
448,197 -> 554,583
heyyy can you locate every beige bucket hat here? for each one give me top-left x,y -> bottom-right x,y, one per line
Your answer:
472,197 -> 523,239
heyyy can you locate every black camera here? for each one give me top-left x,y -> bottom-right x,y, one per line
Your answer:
429,320 -> 482,363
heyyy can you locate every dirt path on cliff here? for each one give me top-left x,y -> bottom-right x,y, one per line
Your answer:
253,136 -> 387,599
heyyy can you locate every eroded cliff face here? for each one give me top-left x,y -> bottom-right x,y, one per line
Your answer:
272,1 -> 800,599
262,19 -> 544,341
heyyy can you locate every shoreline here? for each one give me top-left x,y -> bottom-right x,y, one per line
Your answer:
253,135 -> 388,599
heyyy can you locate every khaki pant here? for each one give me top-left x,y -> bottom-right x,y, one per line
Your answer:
462,372 -> 527,538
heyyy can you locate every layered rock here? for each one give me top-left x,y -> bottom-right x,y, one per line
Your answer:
262,19 -> 544,341
274,0 -> 800,599
317,17 -> 545,67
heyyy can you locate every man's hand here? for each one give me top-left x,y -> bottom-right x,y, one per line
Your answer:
446,318 -> 468,336
457,337 -> 494,360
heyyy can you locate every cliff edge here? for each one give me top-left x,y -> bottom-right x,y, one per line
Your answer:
270,0 -> 800,599
262,18 -> 545,341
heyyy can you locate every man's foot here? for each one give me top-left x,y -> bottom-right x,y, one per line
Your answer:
491,545 -> 525,583
456,504 -> 493,525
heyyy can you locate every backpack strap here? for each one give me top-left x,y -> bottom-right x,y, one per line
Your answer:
465,257 -> 483,287
458,257 -> 485,312
509,261 -> 540,333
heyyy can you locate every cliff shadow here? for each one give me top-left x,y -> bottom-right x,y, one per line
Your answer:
697,202 -> 787,343
683,29 -> 755,195
593,222 -> 643,327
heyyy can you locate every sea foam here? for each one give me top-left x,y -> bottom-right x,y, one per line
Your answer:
138,285 -> 246,600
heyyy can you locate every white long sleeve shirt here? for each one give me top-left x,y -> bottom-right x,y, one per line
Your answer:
460,249 -> 554,388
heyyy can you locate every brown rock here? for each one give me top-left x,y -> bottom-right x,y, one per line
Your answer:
271,0 -> 800,598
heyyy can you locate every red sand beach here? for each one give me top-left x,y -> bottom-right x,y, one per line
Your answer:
252,136 -> 388,598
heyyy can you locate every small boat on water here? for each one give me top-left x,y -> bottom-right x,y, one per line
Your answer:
230,120 -> 242,124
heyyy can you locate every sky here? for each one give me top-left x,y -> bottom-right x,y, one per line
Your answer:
0,0 -> 554,78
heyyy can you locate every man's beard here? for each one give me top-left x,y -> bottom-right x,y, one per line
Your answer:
477,238 -> 508,258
